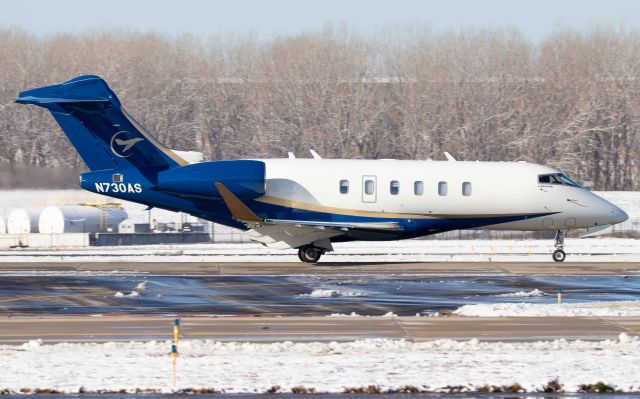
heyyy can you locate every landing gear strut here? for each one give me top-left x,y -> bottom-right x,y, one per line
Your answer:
552,230 -> 566,262
298,245 -> 324,263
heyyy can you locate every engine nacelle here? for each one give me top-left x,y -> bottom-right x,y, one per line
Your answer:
157,160 -> 265,200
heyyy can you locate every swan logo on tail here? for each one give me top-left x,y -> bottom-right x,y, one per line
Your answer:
110,132 -> 143,157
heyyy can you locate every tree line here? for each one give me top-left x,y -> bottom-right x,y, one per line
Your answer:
0,26 -> 638,190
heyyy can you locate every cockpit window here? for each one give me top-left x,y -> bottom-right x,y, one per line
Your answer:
538,173 -> 581,187
558,174 -> 581,187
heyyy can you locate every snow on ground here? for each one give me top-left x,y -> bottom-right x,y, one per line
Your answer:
297,289 -> 367,298
1,238 -> 640,263
494,289 -> 547,297
328,311 -> 398,317
454,300 -> 640,317
1,336 -> 640,393
114,291 -> 140,298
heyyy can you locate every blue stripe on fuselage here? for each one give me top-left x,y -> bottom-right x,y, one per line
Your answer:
246,199 -> 556,240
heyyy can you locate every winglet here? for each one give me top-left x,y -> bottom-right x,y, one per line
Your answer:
215,182 -> 262,223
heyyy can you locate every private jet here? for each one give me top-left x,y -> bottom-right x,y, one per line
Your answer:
16,76 -> 629,263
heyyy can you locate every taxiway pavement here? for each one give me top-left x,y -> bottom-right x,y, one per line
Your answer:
1,315 -> 638,344
1,261 -> 639,275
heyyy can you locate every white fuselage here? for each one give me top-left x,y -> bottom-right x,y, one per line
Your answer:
256,159 -> 627,232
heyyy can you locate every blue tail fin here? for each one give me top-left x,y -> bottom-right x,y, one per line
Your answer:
16,75 -> 187,171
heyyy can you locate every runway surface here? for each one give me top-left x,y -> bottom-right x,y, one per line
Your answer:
2,261 -> 639,345
1,261 -> 640,275
1,273 -> 639,316
1,315 -> 639,344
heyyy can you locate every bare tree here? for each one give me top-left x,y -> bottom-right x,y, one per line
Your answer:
0,26 -> 638,189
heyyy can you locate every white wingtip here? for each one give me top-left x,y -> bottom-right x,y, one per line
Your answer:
444,152 -> 456,161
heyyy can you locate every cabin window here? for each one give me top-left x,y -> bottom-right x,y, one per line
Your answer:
438,181 -> 448,196
462,182 -> 472,196
414,181 -> 424,196
364,179 -> 375,195
390,180 -> 400,195
339,179 -> 349,194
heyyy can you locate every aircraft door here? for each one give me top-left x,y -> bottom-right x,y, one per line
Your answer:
362,175 -> 377,203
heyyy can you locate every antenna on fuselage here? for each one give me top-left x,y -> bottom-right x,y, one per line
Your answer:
288,152 -> 296,159
444,152 -> 457,161
309,150 -> 322,159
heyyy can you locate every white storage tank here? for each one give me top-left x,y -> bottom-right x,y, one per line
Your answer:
38,205 -> 128,234
7,208 -> 41,234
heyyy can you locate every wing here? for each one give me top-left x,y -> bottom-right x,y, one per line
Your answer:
215,182 -> 403,249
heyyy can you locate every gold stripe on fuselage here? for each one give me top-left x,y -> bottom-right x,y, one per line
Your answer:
255,195 -> 540,219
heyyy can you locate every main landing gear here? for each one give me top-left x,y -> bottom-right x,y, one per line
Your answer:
552,230 -> 566,262
298,245 -> 324,263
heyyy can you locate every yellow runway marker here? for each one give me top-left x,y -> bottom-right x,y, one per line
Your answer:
173,318 -> 180,345
171,343 -> 178,390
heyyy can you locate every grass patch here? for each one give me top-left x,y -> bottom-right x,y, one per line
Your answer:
291,386 -> 316,394
343,385 -> 381,394
579,382 -> 617,393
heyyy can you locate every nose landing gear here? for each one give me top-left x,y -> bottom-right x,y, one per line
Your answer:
552,230 -> 566,262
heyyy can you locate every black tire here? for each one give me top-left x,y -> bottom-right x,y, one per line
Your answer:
298,245 -> 322,263
552,249 -> 566,262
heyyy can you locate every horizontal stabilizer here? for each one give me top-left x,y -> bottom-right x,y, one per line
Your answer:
16,75 -> 188,171
15,96 -> 109,105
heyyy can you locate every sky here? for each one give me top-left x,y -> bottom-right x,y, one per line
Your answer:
0,0 -> 638,41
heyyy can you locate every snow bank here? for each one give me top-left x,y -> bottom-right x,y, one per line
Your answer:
1,336 -> 640,393
454,300 -> 640,317
495,289 -> 547,297
114,291 -> 140,298
297,289 -> 366,298
328,311 -> 398,317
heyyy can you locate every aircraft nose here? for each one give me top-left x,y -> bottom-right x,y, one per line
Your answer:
587,193 -> 628,226
611,205 -> 629,225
